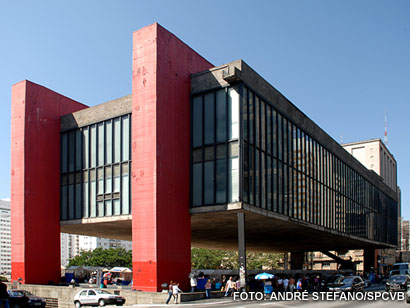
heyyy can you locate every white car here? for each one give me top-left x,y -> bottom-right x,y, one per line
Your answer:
73,289 -> 126,308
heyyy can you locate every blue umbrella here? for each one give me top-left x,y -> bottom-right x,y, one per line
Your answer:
255,272 -> 274,280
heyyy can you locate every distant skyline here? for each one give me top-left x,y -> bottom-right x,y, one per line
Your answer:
1,1 -> 408,218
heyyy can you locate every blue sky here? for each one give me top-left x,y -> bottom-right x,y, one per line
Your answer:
1,1 -> 409,218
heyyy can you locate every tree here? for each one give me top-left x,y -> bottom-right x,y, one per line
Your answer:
68,247 -> 132,268
191,248 -> 282,270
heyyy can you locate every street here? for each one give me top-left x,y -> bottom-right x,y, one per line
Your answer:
122,288 -> 409,308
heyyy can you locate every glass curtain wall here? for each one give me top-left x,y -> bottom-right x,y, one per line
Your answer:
61,114 -> 131,220
241,85 -> 397,245
191,84 -> 397,246
192,87 -> 240,207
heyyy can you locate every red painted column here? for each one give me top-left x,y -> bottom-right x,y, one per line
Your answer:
11,80 -> 88,284
131,23 -> 213,291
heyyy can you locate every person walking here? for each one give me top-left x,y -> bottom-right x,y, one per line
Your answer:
205,279 -> 212,299
165,281 -> 173,304
224,277 -> 235,296
190,274 -> 197,292
172,283 -> 182,304
0,280 -> 10,308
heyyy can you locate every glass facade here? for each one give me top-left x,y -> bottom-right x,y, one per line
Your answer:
191,84 -> 397,246
61,114 -> 131,220
192,87 -> 240,207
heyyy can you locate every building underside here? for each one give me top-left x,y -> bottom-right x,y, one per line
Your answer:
61,204 -> 394,253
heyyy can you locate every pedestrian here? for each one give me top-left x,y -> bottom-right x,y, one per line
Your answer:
288,277 -> 295,292
0,280 -> 10,308
190,272 -> 197,292
235,279 -> 241,292
283,276 -> 289,292
165,281 -> 173,304
224,277 -> 235,296
296,278 -> 303,292
172,282 -> 182,304
205,279 -> 212,299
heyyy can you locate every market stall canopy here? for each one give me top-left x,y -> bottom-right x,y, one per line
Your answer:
110,267 -> 132,273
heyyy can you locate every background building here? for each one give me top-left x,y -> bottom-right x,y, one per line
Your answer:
61,233 -> 131,266
0,200 -> 11,277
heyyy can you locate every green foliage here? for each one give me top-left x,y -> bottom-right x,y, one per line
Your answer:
0,275 -> 8,282
191,248 -> 282,270
68,247 -> 132,268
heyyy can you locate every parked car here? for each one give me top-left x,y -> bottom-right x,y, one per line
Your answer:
8,290 -> 46,308
390,263 -> 410,276
73,289 -> 125,308
328,276 -> 365,292
385,275 -> 410,291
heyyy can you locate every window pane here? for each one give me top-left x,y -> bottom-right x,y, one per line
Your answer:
243,87 -> 248,141
193,96 -> 203,148
266,106 -> 271,155
122,172 -> 130,214
75,130 -> 82,171
105,166 -> 112,193
278,114 -> 282,161
97,167 -> 104,195
267,157 -> 272,211
249,92 -> 254,145
75,183 -> 81,219
113,118 -> 121,163
216,159 -> 227,204
106,120 -> 112,164
68,184 -> 74,219
122,115 -> 130,161
61,186 -> 67,220
105,200 -> 112,216
68,131 -> 75,172
255,96 -> 260,148
261,101 -> 265,151
113,199 -> 121,215
243,142 -> 249,203
83,180 -> 89,218
90,176 -> 96,217
255,149 -> 260,206
61,133 -> 68,173
216,89 -> 227,143
193,163 -> 202,206
273,110 -> 277,158
261,153 -> 266,209
82,128 -> 89,169
249,146 -> 254,205
97,201 -> 104,217
113,164 -> 120,192
204,161 -> 214,205
90,125 -> 96,168
228,87 -> 239,140
229,157 -> 239,202
98,123 -> 104,166
204,93 -> 214,145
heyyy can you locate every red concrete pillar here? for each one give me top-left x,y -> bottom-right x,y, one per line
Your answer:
131,23 -> 213,291
11,80 -> 88,284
